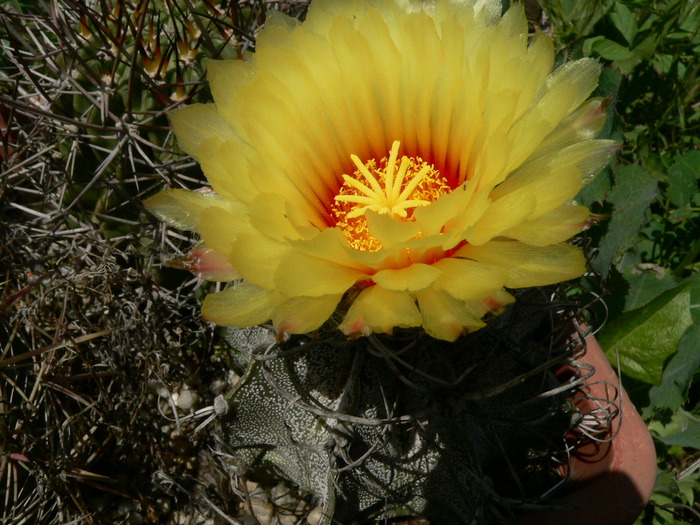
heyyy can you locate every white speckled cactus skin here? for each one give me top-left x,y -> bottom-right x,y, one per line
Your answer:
219,289 -> 586,524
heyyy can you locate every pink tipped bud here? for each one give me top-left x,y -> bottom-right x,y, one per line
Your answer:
170,244 -> 239,282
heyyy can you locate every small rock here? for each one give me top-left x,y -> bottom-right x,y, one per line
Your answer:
245,481 -> 267,500
270,483 -> 289,501
242,499 -> 274,525
117,499 -> 136,516
177,388 -> 197,410
306,507 -> 325,525
209,378 -> 227,395
148,381 -> 170,399
278,512 -> 299,525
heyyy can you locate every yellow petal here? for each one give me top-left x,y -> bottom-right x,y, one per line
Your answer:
198,205 -> 250,259
372,263 -> 441,292
168,104 -> 238,158
506,58 -> 602,171
324,14 -> 387,156
503,204 -> 590,246
247,193 -> 307,241
202,282 -> 281,326
255,9 -> 299,48
492,139 -> 617,217
229,232 -> 290,289
416,289 -> 486,342
459,241 -> 586,288
274,251 -> 368,297
474,0 -> 503,24
525,30 -> 555,86
480,289 -> 515,313
466,189 -> 536,246
413,187 -> 470,236
533,98 -> 609,160
339,286 -> 422,336
365,211 -> 421,248
290,228 -> 376,270
208,59 -> 255,124
497,1 -> 527,42
143,189 -> 229,231
544,58 -> 602,108
197,138 -> 259,203
272,294 -> 343,336
472,133 -> 512,191
431,258 -> 508,300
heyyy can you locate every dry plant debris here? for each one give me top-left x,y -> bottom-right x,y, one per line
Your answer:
1,1 -> 316,523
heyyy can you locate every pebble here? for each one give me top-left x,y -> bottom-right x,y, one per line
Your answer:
209,378 -> 228,395
306,507 -> 325,525
241,499 -> 274,525
177,388 -> 198,410
148,381 -> 170,399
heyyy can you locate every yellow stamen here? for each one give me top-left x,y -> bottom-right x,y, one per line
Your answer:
331,141 -> 451,251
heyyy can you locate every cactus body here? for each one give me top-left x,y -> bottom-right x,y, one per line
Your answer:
220,290 -> 583,523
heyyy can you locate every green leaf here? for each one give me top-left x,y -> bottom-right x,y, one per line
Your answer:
559,0 -> 614,36
668,204 -> 695,224
658,424 -> 700,449
592,164 -> 659,276
610,3 -> 637,44
691,286 -> 700,324
667,151 -> 700,208
577,165 -> 613,207
630,35 -> 658,63
622,264 -> 679,311
648,408 -> 700,440
652,54 -> 674,75
652,470 -> 680,498
680,0 -> 700,34
591,37 -> 634,61
600,282 -> 694,384
594,68 -> 623,140
583,35 -> 605,57
648,323 -> 700,411
677,475 -> 698,506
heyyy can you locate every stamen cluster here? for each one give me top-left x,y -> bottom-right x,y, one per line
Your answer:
331,141 -> 451,251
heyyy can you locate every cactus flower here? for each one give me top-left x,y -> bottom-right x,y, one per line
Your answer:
145,0 -> 616,341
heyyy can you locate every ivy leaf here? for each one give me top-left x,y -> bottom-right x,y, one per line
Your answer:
667,151 -> 700,208
691,286 -> 700,324
577,164 -> 613,207
599,281 -> 694,384
648,408 -> 700,439
622,264 -> 679,311
595,68 -> 623,141
609,3 -> 637,44
648,323 -> 700,411
657,424 -> 700,449
592,164 -> 659,276
677,475 -> 698,506
591,37 -> 635,61
652,54 -> 674,74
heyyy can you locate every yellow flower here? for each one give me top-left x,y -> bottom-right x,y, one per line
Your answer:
145,0 -> 616,342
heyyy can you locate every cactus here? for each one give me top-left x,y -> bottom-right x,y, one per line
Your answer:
0,1 -> 304,523
0,1 -> 619,523
218,288 -> 600,523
